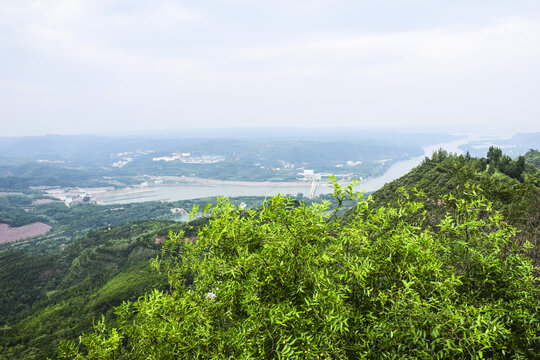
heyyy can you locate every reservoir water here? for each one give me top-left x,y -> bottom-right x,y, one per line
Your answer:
96,137 -> 472,205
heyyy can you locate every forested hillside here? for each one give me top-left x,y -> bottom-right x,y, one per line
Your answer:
370,147 -> 540,265
0,219 -> 205,360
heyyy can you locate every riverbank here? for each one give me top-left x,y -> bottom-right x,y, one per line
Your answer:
146,175 -> 321,187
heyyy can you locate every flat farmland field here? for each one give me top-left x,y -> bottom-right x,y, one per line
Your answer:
0,222 -> 52,244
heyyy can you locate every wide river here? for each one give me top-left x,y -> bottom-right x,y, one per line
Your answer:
96,137 -> 472,205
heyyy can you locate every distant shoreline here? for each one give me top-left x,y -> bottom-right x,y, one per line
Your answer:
147,176 -> 347,187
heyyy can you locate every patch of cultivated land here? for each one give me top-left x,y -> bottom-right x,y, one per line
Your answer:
31,199 -> 58,205
0,222 -> 52,244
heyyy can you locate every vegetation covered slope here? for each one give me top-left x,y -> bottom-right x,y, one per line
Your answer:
525,148 -> 540,169
0,219 -> 204,360
373,148 -> 533,205
60,182 -> 540,359
369,147 -> 540,264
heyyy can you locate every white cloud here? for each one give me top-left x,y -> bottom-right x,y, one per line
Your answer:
1,1 -> 539,135
106,1 -> 204,31
224,18 -> 540,80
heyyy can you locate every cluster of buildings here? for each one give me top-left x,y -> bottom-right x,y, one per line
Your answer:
278,160 -> 295,169
335,160 -> 362,167
153,152 -> 225,164
44,187 -> 114,206
298,169 -> 360,182
36,159 -> 65,164
110,150 -> 154,168
153,152 -> 191,162
112,158 -> 132,168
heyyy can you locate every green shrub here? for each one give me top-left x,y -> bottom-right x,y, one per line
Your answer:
59,183 -> 540,359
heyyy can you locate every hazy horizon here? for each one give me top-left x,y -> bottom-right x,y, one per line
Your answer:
0,125 -> 528,141
2,1 -> 539,137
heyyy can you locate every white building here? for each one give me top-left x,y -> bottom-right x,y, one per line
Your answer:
299,169 -> 321,181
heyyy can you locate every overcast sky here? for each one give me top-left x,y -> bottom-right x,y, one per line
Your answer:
1,0 -> 539,137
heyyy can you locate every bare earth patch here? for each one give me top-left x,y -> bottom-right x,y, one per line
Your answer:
154,237 -> 166,245
0,222 -> 52,244
32,199 -> 58,205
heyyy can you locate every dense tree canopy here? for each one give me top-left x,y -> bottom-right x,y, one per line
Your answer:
525,149 -> 540,170
59,181 -> 540,359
